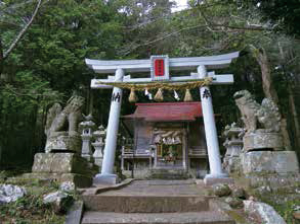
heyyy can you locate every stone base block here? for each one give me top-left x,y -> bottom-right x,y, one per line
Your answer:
29,153 -> 99,188
241,174 -> 300,205
93,174 -> 119,185
22,173 -> 93,188
94,158 -> 103,167
241,151 -> 299,175
247,174 -> 300,190
32,153 -> 97,175
45,132 -> 81,153
244,132 -> 283,151
203,173 -> 234,186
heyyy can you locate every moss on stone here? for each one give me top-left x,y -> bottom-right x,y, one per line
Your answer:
225,210 -> 250,224
259,198 -> 300,224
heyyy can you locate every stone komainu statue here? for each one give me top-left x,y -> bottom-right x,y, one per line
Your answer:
44,95 -> 85,153
256,98 -> 281,132
233,90 -> 281,133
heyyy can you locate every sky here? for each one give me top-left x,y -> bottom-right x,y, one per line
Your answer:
173,0 -> 189,12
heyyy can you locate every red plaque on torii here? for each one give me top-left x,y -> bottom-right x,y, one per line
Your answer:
151,55 -> 169,81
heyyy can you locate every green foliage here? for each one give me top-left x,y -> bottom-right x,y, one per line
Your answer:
2,0 -> 124,92
0,179 -> 64,224
254,0 -> 300,38
259,197 -> 300,224
275,200 -> 300,224
0,71 -> 63,168
221,0 -> 300,38
0,0 -> 124,167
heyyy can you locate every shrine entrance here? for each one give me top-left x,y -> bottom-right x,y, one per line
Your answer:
86,52 -> 239,185
153,127 -> 185,169
156,142 -> 183,167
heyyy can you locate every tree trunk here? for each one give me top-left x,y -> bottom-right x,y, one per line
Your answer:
253,47 -> 279,104
0,39 -> 3,76
251,46 -> 291,149
288,86 -> 300,149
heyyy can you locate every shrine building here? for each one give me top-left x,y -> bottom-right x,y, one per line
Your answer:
121,102 -> 209,178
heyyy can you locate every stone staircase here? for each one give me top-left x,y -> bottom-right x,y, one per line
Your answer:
81,180 -> 235,224
150,168 -> 191,180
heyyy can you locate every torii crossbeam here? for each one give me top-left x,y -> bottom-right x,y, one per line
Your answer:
86,52 -> 239,185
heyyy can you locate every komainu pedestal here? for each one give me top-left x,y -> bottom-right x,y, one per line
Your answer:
24,153 -> 97,187
45,132 -> 81,153
243,131 -> 283,151
239,150 -> 300,204
241,151 -> 299,175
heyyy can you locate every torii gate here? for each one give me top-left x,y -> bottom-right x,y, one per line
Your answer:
86,52 -> 239,185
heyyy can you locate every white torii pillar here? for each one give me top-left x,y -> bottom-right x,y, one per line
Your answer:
94,68 -> 124,185
198,65 -> 230,185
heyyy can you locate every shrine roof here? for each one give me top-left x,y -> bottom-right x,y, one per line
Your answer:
124,102 -> 203,122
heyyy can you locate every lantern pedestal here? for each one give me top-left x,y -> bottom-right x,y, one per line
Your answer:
92,142 -> 104,167
81,134 -> 94,162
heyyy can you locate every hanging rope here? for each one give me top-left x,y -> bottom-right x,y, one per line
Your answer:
95,77 -> 213,91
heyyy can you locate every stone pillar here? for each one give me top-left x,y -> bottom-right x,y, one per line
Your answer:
198,65 -> 229,184
154,146 -> 158,168
121,147 -> 125,170
94,68 -> 124,185
182,132 -> 187,170
182,148 -> 187,170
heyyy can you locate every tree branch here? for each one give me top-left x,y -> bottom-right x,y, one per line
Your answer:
3,0 -> 42,59
199,8 -> 274,33
119,24 -> 208,56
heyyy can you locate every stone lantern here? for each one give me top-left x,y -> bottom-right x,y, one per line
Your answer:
79,115 -> 96,162
92,125 -> 106,167
222,123 -> 244,173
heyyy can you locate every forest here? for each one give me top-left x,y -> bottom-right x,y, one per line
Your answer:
1,0 -> 300,170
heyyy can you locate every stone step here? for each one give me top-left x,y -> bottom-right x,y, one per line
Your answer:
83,195 -> 211,213
150,168 -> 190,180
81,211 -> 236,224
